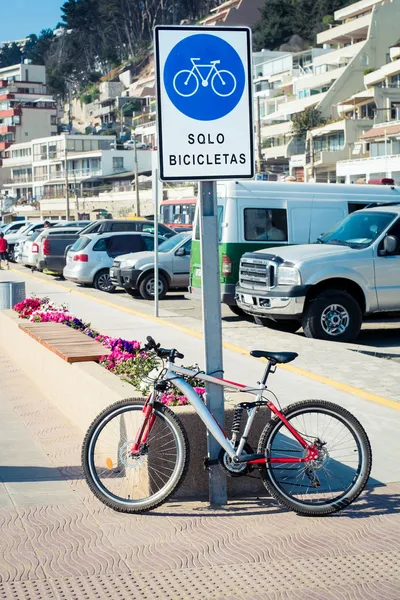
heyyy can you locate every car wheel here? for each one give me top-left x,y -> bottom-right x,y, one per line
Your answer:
139,272 -> 168,300
302,290 -> 362,343
93,270 -> 116,293
254,316 -> 300,334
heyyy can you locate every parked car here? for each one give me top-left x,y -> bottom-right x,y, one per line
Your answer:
123,140 -> 148,150
53,220 -> 92,229
14,228 -> 45,263
21,230 -> 43,268
5,221 -> 56,262
37,228 -> 81,274
0,221 -> 27,235
79,219 -> 176,239
63,232 -> 166,292
235,205 -> 400,343
110,232 -> 192,299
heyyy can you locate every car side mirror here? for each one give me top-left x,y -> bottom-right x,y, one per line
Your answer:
175,247 -> 185,257
383,235 -> 398,255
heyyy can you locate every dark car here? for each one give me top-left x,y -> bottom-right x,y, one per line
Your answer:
38,228 -> 81,274
79,219 -> 176,239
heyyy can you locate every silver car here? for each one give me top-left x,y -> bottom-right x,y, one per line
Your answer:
110,232 -> 192,299
21,230 -> 44,267
63,231 -> 166,292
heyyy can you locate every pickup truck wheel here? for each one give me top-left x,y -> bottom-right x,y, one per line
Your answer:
139,272 -> 168,300
93,270 -> 116,293
303,290 -> 362,342
254,316 -> 300,334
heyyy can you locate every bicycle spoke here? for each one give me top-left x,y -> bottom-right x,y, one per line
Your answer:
265,406 -> 364,506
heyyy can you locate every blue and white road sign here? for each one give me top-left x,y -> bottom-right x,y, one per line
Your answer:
155,26 -> 254,181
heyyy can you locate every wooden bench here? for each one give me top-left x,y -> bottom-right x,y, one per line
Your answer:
18,322 -> 111,363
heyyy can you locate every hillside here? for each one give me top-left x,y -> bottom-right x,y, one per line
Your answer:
0,0 -> 358,97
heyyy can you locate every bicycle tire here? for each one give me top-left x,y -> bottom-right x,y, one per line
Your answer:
173,69 -> 199,97
82,398 -> 189,513
211,70 -> 236,97
257,400 -> 372,516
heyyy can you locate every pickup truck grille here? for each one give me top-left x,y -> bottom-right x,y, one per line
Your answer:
239,257 -> 277,290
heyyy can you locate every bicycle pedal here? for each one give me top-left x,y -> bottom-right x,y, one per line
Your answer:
203,457 -> 219,470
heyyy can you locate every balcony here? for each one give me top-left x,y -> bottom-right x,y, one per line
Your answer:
0,125 -> 15,135
135,120 -> 156,135
310,148 -> 349,166
0,107 -> 22,118
337,153 -> 400,178
317,13 -> 370,45
3,174 -> 32,185
334,0 -> 382,21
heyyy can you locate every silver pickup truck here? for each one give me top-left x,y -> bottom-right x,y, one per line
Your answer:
236,205 -> 400,342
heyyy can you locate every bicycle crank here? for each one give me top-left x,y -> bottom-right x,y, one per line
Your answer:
218,443 -> 254,477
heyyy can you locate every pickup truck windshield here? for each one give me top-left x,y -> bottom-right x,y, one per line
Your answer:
318,211 -> 396,249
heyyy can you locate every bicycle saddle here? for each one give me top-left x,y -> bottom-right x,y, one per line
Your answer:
250,350 -> 298,364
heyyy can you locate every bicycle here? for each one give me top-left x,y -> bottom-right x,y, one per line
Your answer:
82,336 -> 372,516
173,58 -> 237,98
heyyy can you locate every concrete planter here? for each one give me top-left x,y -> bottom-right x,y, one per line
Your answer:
0,309 -> 270,498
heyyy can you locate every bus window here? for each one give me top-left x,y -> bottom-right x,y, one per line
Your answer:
160,201 -> 197,228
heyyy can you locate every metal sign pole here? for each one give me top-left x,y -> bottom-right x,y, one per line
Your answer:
154,166 -> 159,318
199,180 -> 227,506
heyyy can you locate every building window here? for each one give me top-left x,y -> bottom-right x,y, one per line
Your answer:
51,115 -> 57,125
391,73 -> 400,88
113,156 -> 124,171
244,208 -> 287,242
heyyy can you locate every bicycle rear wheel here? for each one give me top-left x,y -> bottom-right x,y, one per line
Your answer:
82,398 -> 189,513
257,400 -> 372,515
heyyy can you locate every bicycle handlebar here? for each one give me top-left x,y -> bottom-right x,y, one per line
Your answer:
145,336 -> 184,361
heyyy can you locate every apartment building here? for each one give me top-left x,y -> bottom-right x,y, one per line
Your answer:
255,48 -> 330,174
301,0 -> 400,182
336,49 -> 400,184
0,63 -> 57,164
1,134 -> 154,203
258,0 -> 400,181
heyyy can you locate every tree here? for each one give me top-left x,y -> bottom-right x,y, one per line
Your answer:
291,108 -> 325,140
253,0 -> 295,51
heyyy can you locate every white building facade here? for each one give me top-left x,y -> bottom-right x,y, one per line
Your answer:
2,134 -> 151,202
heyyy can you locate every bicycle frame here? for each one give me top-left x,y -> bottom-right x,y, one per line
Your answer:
188,58 -> 220,84
134,362 -> 318,466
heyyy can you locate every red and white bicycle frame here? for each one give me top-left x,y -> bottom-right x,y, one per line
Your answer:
133,362 -> 319,465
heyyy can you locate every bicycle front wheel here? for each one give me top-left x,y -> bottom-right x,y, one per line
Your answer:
173,70 -> 199,97
258,400 -> 372,515
82,399 -> 189,513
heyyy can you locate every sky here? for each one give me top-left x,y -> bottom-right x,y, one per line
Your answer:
0,0 -> 64,43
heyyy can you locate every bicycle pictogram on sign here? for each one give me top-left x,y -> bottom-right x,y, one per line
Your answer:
163,34 -> 245,121
173,58 -> 237,98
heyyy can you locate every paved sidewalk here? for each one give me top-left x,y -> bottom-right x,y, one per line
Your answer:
0,351 -> 399,600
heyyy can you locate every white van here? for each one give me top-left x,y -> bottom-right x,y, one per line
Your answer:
190,180 -> 400,312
